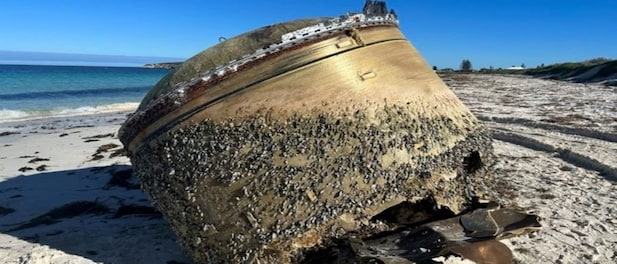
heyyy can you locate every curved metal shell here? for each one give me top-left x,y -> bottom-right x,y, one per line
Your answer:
119,15 -> 496,263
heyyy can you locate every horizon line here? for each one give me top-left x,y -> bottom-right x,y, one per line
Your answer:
0,50 -> 186,66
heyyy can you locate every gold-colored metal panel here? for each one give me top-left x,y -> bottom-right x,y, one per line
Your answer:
127,26 -> 471,151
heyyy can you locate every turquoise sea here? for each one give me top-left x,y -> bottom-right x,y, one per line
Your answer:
0,64 -> 170,122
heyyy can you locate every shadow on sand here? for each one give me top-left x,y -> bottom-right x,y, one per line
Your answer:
0,165 -> 192,264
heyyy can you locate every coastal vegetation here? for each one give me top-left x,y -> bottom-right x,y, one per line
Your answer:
438,58 -> 617,86
460,59 -> 473,72
524,58 -> 616,84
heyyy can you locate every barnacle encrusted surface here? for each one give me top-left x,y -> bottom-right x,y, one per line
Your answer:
130,103 -> 495,263
122,6 -> 497,263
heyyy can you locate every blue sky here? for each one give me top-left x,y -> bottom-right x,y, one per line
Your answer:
0,0 -> 615,68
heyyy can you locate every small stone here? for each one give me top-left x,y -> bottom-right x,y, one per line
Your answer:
306,189 -> 317,202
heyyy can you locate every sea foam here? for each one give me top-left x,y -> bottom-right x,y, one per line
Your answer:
0,102 -> 139,123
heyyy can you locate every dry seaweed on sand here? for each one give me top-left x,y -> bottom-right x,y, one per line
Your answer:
0,206 -> 16,216
90,143 -> 121,161
35,164 -> 48,171
109,148 -> 128,158
18,166 -> 33,172
83,133 -> 115,139
0,131 -> 20,137
112,204 -> 162,218
89,154 -> 104,161
28,157 -> 50,163
4,201 -> 109,232
106,168 -> 140,190
96,143 -> 120,153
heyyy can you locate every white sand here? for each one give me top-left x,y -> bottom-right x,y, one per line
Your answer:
444,74 -> 617,263
0,112 -> 192,264
0,74 -> 615,263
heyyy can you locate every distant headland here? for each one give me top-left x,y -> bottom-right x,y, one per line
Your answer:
143,62 -> 183,69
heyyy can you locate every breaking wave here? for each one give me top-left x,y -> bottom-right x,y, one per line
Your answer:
0,102 -> 139,123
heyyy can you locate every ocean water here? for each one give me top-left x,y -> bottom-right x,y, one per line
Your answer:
0,64 -> 170,122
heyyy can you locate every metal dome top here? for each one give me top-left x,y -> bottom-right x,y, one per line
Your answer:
139,18 -> 331,109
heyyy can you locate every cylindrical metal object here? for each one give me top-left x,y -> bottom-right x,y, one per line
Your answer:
119,16 -> 495,263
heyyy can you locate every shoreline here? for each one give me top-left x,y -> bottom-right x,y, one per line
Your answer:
0,102 -> 140,126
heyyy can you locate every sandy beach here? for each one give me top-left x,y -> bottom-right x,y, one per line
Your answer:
442,74 -> 617,263
1,74 -> 616,263
0,112 -> 192,264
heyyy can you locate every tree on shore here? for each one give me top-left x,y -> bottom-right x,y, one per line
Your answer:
460,59 -> 472,72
